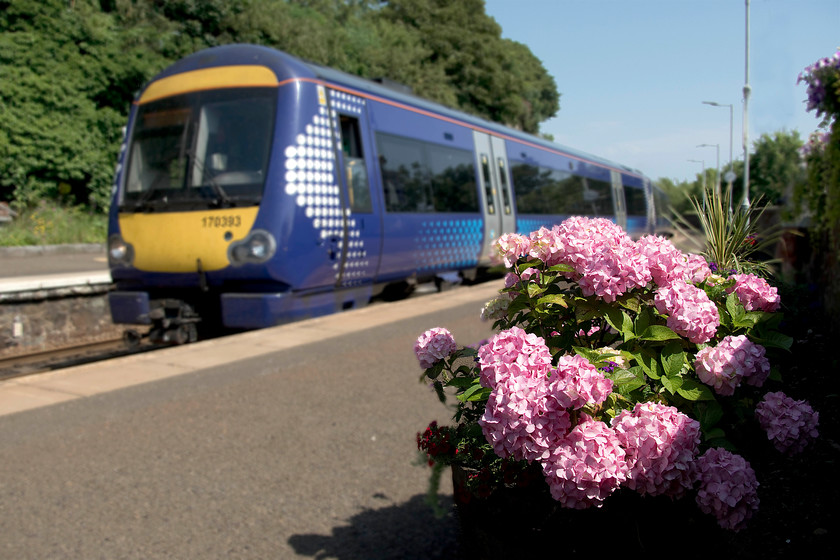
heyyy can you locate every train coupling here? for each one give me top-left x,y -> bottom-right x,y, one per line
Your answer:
146,299 -> 201,345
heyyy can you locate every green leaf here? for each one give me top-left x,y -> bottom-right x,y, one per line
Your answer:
676,378 -> 715,401
527,282 -> 546,299
447,377 -> 475,390
695,401 -> 724,431
637,351 -> 662,379
753,331 -> 794,351
457,383 -> 491,403
547,263 -> 576,274
660,341 -> 686,378
633,308 -> 652,338
433,381 -> 446,403
659,373 -> 683,395
616,293 -> 641,313
604,307 -> 635,341
639,325 -> 681,341
537,293 -> 569,309
725,292 -> 746,323
609,368 -> 646,393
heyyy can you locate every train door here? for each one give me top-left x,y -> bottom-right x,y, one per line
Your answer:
473,132 -> 516,263
328,90 -> 383,290
610,169 -> 627,231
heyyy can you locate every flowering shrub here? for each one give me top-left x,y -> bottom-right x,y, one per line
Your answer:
414,216 -> 819,532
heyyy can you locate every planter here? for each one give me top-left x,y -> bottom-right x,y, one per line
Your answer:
451,465 -> 714,559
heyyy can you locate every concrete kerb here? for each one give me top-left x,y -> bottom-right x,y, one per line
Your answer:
0,279 -> 505,417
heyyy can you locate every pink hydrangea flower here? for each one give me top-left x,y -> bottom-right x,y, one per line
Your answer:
654,278 -> 720,343
755,391 -> 820,455
496,233 -> 531,268
539,217 -> 651,301
480,374 -> 571,463
548,354 -> 613,410
694,335 -> 771,396
414,327 -> 457,369
728,273 -> 781,312
636,235 -> 689,287
694,448 -> 760,531
612,402 -> 701,498
684,253 -> 713,284
528,226 -> 561,264
541,417 -> 629,509
476,327 -> 553,389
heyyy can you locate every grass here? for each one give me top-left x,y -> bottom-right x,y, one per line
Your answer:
0,202 -> 108,247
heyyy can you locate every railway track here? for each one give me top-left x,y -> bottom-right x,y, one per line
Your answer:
0,275 -> 495,383
0,338 -> 158,382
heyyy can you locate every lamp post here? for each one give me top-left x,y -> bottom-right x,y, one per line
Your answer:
702,101 -> 734,209
742,0 -> 751,211
697,144 -> 720,198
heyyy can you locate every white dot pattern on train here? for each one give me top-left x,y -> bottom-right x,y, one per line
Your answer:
281,90 -> 371,287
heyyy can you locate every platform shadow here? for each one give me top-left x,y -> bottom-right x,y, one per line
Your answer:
288,493 -> 461,560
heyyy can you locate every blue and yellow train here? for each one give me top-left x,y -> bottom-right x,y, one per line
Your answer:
107,44 -> 663,343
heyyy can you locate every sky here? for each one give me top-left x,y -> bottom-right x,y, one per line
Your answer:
482,0 -> 840,183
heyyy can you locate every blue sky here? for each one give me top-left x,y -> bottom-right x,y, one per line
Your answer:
483,0 -> 840,183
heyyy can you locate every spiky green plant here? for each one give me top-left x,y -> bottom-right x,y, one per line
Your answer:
671,186 -> 790,277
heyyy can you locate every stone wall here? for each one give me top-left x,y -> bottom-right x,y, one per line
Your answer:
0,287 -> 124,359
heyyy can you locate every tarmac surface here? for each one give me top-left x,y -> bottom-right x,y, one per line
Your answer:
0,276 -> 503,559
0,244 -> 107,279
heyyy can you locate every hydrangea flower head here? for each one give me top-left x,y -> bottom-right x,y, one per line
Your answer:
755,391 -> 820,455
480,373 -> 571,463
541,417 -> 628,509
414,327 -> 457,369
480,296 -> 511,322
612,402 -> 701,498
477,327 -> 553,389
654,279 -> 720,343
548,354 -> 613,410
496,233 -> 531,268
694,335 -> 771,396
636,235 -> 689,286
728,273 -> 781,312
694,448 -> 760,531
547,217 -> 650,301
684,253 -> 713,284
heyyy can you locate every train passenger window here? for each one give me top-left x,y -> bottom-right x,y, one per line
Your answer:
511,161 -> 614,216
497,158 -> 512,214
481,154 -> 495,215
340,116 -> 372,213
624,185 -> 647,216
376,132 -> 477,213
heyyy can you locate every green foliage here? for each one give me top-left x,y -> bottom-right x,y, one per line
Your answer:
373,0 -> 559,132
0,201 -> 107,246
416,220 -> 792,505
673,185 -> 787,277
749,130 -> 806,207
0,0 -> 561,216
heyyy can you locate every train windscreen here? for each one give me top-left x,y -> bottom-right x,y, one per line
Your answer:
121,87 -> 276,211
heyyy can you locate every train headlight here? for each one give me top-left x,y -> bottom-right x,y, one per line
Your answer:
108,234 -> 134,267
228,229 -> 277,266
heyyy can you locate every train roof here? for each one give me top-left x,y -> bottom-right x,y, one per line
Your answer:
145,43 -> 647,179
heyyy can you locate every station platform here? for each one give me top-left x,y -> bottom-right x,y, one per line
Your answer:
0,244 -> 111,297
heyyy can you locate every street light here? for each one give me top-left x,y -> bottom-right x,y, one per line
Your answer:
743,0 -> 752,212
697,143 -> 720,198
702,101 -> 735,203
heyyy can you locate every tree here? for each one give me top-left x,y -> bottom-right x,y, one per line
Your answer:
748,130 -> 806,207
375,0 -> 558,132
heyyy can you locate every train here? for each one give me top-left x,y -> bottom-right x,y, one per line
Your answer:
107,43 -> 664,344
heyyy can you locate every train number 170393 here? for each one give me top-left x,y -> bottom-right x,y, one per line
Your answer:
202,215 -> 242,228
